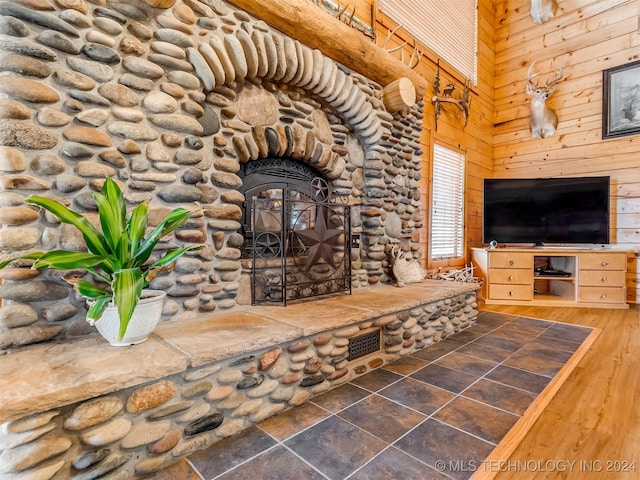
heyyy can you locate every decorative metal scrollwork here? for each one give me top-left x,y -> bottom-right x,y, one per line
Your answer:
292,205 -> 343,274
254,271 -> 283,303
311,177 -> 330,201
254,232 -> 281,258
333,194 -> 349,205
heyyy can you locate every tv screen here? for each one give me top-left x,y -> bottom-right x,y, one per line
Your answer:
483,176 -> 610,245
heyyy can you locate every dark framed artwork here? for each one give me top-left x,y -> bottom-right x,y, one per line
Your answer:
602,59 -> 640,139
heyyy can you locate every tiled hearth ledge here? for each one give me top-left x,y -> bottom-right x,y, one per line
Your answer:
0,280 -> 478,479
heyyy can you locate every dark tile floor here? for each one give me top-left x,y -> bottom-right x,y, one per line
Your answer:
150,311 -> 592,480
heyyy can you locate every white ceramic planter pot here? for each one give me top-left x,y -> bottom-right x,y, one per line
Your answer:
93,290 -> 166,346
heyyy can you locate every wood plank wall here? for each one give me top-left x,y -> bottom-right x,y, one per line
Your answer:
493,0 -> 640,303
346,0 -> 497,272
305,1 -> 639,302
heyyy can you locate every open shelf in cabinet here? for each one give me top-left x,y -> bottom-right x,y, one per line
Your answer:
533,255 -> 576,302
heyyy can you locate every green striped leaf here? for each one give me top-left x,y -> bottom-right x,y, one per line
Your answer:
115,231 -> 130,269
128,201 -> 149,257
105,178 -> 126,243
157,208 -> 194,237
0,251 -> 45,269
32,251 -> 105,270
133,208 -> 193,263
112,268 -> 144,340
75,280 -> 110,299
102,177 -> 126,221
152,245 -> 202,269
93,190 -> 122,254
25,196 -> 109,256
87,295 -> 111,322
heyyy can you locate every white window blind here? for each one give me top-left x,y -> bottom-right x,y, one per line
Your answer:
378,0 -> 478,83
431,144 -> 465,259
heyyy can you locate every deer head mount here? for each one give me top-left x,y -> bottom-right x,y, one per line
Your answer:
527,60 -> 563,139
530,0 -> 557,24
431,60 -> 472,130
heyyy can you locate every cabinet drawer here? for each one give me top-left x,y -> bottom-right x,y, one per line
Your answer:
578,287 -> 626,304
579,253 -> 626,271
489,252 -> 533,269
489,284 -> 533,301
579,270 -> 626,287
489,268 -> 533,285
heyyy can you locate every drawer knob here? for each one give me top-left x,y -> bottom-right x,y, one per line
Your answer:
509,260 -> 515,266
509,291 -> 513,296
601,277 -> 607,282
509,275 -> 514,281
601,261 -> 608,267
600,294 -> 607,299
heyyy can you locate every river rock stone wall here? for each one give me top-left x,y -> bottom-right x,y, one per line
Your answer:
0,292 -> 477,479
0,0 -> 425,351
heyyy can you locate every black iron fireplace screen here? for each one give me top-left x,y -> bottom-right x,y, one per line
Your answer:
241,159 -> 351,305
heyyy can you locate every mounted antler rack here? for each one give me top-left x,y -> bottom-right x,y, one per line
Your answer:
431,60 -> 472,130
376,24 -> 424,69
309,0 -> 375,38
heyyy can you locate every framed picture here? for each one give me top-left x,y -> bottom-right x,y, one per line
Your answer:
602,59 -> 640,139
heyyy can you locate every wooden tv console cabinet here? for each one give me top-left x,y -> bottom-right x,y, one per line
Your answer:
471,247 -> 629,309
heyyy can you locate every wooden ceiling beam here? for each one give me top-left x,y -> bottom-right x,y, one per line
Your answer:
227,0 -> 428,97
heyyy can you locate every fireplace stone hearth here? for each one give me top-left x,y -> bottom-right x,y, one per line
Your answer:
0,281 -> 479,479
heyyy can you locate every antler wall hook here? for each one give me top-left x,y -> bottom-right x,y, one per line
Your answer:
431,60 -> 472,130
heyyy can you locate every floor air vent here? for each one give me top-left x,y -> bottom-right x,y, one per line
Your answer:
347,329 -> 381,361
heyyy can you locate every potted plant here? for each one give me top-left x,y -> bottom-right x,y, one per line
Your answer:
0,177 -> 201,346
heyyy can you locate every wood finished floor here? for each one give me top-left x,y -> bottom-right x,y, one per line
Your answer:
480,304 -> 640,480
147,308 -> 616,480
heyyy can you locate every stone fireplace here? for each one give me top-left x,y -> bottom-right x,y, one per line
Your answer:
0,0 -> 425,348
0,1 -> 482,478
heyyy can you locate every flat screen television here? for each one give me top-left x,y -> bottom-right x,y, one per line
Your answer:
483,176 -> 610,246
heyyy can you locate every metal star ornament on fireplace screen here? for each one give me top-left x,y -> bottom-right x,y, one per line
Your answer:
295,206 -> 342,272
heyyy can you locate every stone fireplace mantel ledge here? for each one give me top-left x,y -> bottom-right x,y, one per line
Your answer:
0,280 -> 479,423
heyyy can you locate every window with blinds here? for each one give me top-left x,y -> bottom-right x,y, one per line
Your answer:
430,144 -> 465,259
378,0 -> 478,83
